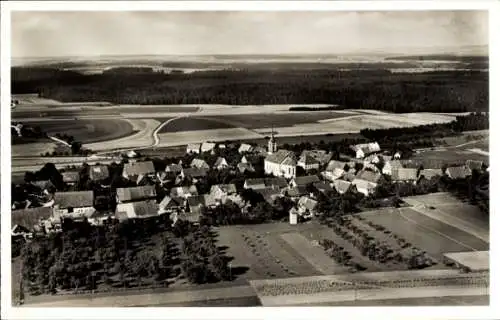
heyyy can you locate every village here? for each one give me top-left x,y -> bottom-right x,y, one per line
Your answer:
11,129 -> 487,242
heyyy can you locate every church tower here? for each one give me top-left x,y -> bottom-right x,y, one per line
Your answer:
268,126 -> 277,154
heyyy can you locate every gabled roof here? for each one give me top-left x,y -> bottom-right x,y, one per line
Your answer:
116,185 -> 156,202
244,178 -> 265,188
446,166 -> 472,179
466,160 -> 483,171
356,170 -> 382,184
313,181 -> 333,193
123,161 -> 155,176
418,169 -> 443,179
12,206 -> 53,231
159,195 -> 181,209
186,143 -> 201,152
187,195 -> 206,208
201,142 -> 216,152
54,191 -> 94,208
62,171 -> 80,183
256,187 -> 282,204
298,154 -> 320,165
191,158 -> 209,169
214,157 -> 228,168
237,162 -> 255,173
265,149 -> 296,165
283,186 -> 308,197
211,184 -> 237,195
333,180 -> 352,194
352,179 -> 378,191
293,175 -> 320,186
282,157 -> 297,166
265,177 -> 288,189
384,160 -> 402,170
115,200 -> 159,220
165,164 -> 183,173
298,196 -> 318,211
326,160 -> 348,171
322,168 -> 345,181
171,185 -> 198,198
238,143 -> 254,153
182,167 -> 208,178
392,168 -> 418,181
89,165 -> 110,181
301,150 -> 333,165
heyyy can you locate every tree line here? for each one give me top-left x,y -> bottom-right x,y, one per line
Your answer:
12,67 -> 488,113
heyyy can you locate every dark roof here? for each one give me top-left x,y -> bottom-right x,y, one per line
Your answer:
313,181 -> 333,193
62,171 -> 80,183
256,188 -> 282,205
182,167 -> 208,178
301,150 -> 332,165
265,149 -> 296,165
293,175 -> 320,186
265,177 -> 288,189
116,185 -> 156,202
159,196 -> 181,209
89,165 -> 110,181
237,162 -> 255,173
418,169 -> 443,179
31,180 -> 54,190
326,160 -> 348,171
245,178 -> 265,188
123,161 -> 155,176
356,170 -> 381,183
12,206 -> 52,231
55,191 -> 94,208
165,164 -> 182,173
283,186 -> 308,197
299,154 -> 320,165
446,166 -> 472,179
187,195 -> 206,207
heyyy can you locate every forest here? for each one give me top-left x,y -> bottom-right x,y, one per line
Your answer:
11,66 -> 488,113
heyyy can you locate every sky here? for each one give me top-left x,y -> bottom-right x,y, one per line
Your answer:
11,11 -> 489,58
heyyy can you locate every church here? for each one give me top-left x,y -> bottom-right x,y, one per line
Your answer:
264,130 -> 297,178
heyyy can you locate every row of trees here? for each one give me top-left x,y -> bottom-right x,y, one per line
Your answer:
12,67 -> 488,113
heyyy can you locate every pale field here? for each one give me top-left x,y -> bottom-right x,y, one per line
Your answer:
84,119 -> 160,151
11,142 -> 57,157
157,127 -> 263,147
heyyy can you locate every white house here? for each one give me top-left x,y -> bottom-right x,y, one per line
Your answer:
322,168 -> 345,182
297,154 -> 320,171
265,150 -> 297,178
352,179 -> 377,196
201,142 -> 216,153
382,160 -> 402,176
213,157 -> 229,170
186,143 -> 201,154
333,180 -> 352,194
350,142 -> 381,159
122,161 -> 155,183
190,158 -> 210,169
238,143 -> 254,154
53,191 -> 95,218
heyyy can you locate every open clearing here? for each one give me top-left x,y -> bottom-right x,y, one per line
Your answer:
216,223 -> 328,280
359,207 -> 488,259
84,119 -> 160,151
23,119 -> 135,144
11,142 -> 57,157
157,128 -> 263,147
158,117 -> 235,133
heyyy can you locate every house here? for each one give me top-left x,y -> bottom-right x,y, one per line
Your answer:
382,160 -> 402,175
418,169 -> 443,180
62,171 -> 80,186
356,170 -> 382,184
158,196 -> 183,214
322,168 -> 345,182
157,171 -> 177,185
289,207 -> 299,225
190,158 -> 210,169
218,144 -> 226,149
214,157 -> 229,170
282,186 -> 308,199
446,166 -> 472,179
12,206 -> 53,233
165,163 -> 183,174
89,165 -> 110,182
240,155 -> 249,164
186,143 -> 201,154
244,177 -> 288,190
170,185 -> 198,199
364,154 -> 381,165
201,142 -> 216,153
116,185 -> 156,203
290,175 -> 320,188
352,179 -> 377,196
180,167 -> 208,181
238,143 -> 254,154
115,200 -> 159,221
297,196 -> 318,217
297,154 -> 320,171
350,142 -> 381,159
313,181 -> 333,194
53,191 -> 95,218
186,195 -> 207,216
244,178 -> 266,190
264,150 -> 297,178
466,160 -> 484,171
301,150 -> 333,166
256,188 -> 282,205
87,211 -> 113,226
123,161 -> 155,183
237,162 -> 255,173
326,160 -> 348,171
393,151 -> 402,159
210,184 -> 238,203
333,180 -> 352,194
392,168 -> 418,183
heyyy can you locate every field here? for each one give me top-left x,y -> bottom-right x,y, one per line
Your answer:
158,117 -> 235,133
297,295 -> 488,306
157,128 -> 263,148
11,142 -> 57,157
21,119 -> 136,144
358,207 -> 489,259
84,119 -> 161,152
215,223 -> 329,280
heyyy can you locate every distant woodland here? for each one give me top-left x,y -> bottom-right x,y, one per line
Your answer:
12,67 -> 488,113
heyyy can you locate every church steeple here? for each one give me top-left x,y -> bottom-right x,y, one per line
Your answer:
268,125 -> 277,154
